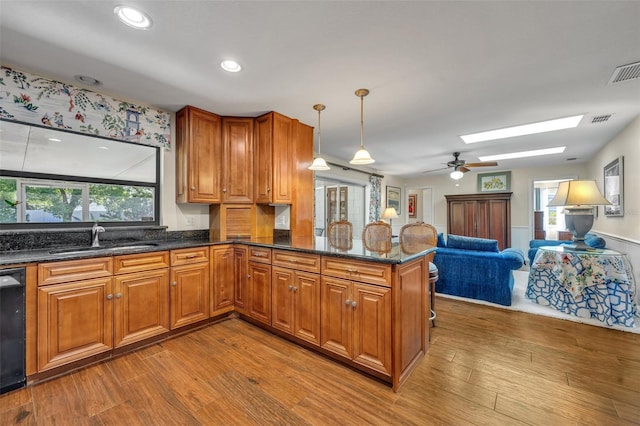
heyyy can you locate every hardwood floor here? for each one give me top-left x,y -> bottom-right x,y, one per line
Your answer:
2,297 -> 639,425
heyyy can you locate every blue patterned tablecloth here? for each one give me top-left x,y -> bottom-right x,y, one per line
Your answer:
526,246 -> 637,327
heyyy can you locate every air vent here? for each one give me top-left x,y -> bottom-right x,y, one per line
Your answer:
591,115 -> 612,123
609,61 -> 640,84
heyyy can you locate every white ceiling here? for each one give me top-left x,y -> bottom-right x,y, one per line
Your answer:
1,1 -> 639,178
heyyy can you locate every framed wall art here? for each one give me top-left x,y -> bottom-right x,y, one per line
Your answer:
408,194 -> 417,218
477,171 -> 511,192
604,156 -> 624,217
386,186 -> 401,215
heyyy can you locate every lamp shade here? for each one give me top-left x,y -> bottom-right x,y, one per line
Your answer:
308,157 -> 330,171
450,170 -> 464,180
547,180 -> 611,207
381,207 -> 398,220
350,147 -> 375,165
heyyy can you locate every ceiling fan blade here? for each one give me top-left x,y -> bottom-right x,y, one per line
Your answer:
459,166 -> 470,173
465,161 -> 498,167
422,166 -> 449,174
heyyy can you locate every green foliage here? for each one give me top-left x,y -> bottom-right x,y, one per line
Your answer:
0,178 -> 18,223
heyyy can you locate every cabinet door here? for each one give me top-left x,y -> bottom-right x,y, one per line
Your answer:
448,200 -> 466,236
475,200 -> 490,239
271,112 -> 293,204
247,262 -> 272,324
254,113 -> 273,204
488,199 -> 509,250
170,263 -> 210,329
114,269 -> 170,348
352,283 -> 391,375
211,246 -> 235,316
320,277 -> 352,359
294,271 -> 321,346
222,117 -> 253,203
271,266 -> 295,334
176,106 -> 222,203
234,246 -> 248,313
37,278 -> 113,372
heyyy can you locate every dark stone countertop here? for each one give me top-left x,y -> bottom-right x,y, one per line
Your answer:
0,236 -> 435,266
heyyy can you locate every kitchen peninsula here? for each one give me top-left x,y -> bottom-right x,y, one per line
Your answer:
0,235 -> 435,392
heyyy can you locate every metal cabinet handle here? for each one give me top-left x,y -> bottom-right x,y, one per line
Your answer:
293,287 -> 298,292
171,281 -> 177,287
288,285 -> 294,291
116,293 -> 122,299
190,186 -> 196,190
106,294 -> 113,300
222,188 -> 227,193
267,186 -> 271,192
351,301 -> 357,308
247,275 -> 251,279
345,299 -> 351,306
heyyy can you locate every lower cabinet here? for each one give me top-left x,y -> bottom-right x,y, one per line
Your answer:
271,266 -> 321,345
170,247 -> 210,329
320,276 -> 392,376
211,245 -> 235,316
37,277 -> 114,372
247,261 -> 272,324
113,268 -> 170,348
233,246 -> 248,313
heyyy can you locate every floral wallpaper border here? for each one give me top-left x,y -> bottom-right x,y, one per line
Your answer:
0,66 -> 170,149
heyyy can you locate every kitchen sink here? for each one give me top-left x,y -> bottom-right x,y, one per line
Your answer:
49,243 -> 158,255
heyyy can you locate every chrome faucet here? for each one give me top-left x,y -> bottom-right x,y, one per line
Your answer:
91,223 -> 105,247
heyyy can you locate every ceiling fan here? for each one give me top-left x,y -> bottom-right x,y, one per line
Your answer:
424,152 -> 498,175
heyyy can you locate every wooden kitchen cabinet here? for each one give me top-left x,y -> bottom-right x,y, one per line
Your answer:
271,250 -> 321,345
222,117 -> 254,203
320,275 -> 391,376
445,192 -> 512,250
37,276 -> 114,372
113,252 -> 170,348
176,106 -> 222,204
233,245 -> 248,313
211,245 -> 235,317
170,247 -> 210,329
254,112 -> 294,204
247,260 -> 272,325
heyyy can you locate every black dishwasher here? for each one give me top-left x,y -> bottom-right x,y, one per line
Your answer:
0,267 -> 26,394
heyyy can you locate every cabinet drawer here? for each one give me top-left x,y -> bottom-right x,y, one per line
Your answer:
38,257 -> 113,286
248,246 -> 272,264
321,257 -> 391,287
114,251 -> 170,274
272,249 -> 320,273
171,247 -> 209,266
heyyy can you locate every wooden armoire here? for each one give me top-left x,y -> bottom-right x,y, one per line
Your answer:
445,192 -> 512,250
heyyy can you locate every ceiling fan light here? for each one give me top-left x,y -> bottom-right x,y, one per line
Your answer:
350,147 -> 375,165
308,157 -> 330,171
450,170 -> 464,180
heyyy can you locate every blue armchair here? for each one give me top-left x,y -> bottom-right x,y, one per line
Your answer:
434,234 -> 525,306
527,233 -> 606,265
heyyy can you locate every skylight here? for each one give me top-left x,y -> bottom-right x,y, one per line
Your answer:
478,147 -> 566,161
461,115 -> 583,144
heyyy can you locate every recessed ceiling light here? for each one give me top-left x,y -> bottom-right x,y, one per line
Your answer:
461,115 -> 584,144
220,60 -> 242,73
478,147 -> 566,161
74,75 -> 102,86
114,5 -> 153,29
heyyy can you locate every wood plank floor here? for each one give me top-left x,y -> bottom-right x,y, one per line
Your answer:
2,297 -> 639,425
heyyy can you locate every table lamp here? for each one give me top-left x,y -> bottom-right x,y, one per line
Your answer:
547,180 -> 611,250
382,207 -> 399,228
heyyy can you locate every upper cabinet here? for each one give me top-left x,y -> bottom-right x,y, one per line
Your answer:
254,112 -> 294,204
176,106 -> 222,203
221,117 -> 254,203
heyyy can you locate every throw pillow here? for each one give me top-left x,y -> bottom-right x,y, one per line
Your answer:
446,234 -> 499,252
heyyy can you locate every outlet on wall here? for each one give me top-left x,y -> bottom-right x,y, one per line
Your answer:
186,216 -> 195,226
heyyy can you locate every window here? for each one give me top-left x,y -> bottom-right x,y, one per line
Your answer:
0,120 -> 160,229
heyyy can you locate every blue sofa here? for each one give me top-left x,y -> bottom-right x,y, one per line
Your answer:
527,233 -> 606,265
433,234 -> 525,306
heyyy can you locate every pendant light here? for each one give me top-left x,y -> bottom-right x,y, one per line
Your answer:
308,104 -> 331,171
350,88 -> 375,165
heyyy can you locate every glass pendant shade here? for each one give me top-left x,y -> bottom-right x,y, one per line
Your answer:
350,88 -> 375,165
308,104 -> 331,171
450,170 -> 464,180
308,157 -> 330,171
350,147 -> 375,165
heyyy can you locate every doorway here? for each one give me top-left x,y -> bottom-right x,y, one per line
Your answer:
533,179 -> 570,240
314,178 -> 366,238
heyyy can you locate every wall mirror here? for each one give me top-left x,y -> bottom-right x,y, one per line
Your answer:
0,120 -> 160,228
